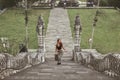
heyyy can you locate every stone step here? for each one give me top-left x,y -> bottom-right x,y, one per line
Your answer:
3,57 -> 115,80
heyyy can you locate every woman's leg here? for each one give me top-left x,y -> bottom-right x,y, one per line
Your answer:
58,54 -> 61,64
57,51 -> 63,64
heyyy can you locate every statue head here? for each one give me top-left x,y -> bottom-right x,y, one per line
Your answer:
38,15 -> 44,26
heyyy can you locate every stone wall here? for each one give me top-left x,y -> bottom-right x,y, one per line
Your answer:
0,52 -> 44,79
73,49 -> 120,79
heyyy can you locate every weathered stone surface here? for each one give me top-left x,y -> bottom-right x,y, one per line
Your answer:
45,8 -> 73,58
1,8 -> 115,80
28,52 -> 38,65
3,58 -> 115,80
0,54 -> 7,72
0,8 -> 118,80
0,52 -> 43,79
74,49 -> 120,78
7,53 -> 28,70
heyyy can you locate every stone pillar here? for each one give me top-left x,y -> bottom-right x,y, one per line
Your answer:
73,15 -> 82,61
36,16 -> 45,62
74,15 -> 82,52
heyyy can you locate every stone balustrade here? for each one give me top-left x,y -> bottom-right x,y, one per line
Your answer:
0,54 -> 7,73
0,52 -> 44,79
73,49 -> 120,79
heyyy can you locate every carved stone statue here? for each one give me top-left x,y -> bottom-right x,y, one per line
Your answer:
36,16 -> 44,36
74,15 -> 82,52
36,16 -> 45,62
75,15 -> 80,25
74,15 -> 82,32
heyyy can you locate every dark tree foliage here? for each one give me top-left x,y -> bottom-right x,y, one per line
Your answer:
30,0 -> 38,3
108,0 -> 120,8
94,0 -> 120,8
0,0 -> 16,8
0,0 -> 38,9
99,0 -> 109,6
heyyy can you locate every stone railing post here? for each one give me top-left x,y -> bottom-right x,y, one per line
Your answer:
74,15 -> 82,51
73,15 -> 82,61
36,16 -> 45,63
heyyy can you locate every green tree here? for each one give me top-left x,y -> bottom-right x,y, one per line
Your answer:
99,0 -> 109,6
108,0 -> 120,8
0,0 -> 16,8
0,0 -> 39,9
94,0 -> 120,8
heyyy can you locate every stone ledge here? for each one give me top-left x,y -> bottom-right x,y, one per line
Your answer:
73,49 -> 120,78
0,52 -> 44,79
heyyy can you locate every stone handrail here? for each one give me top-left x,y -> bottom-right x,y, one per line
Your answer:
0,51 -> 44,79
73,49 -> 120,78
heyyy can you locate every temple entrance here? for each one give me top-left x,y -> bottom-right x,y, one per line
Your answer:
32,0 -> 96,8
32,0 -> 80,8
57,0 -> 79,7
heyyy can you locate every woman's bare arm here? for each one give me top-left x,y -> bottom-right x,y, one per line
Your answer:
55,45 -> 57,52
61,42 -> 65,50
62,45 -> 65,50
63,47 -> 65,50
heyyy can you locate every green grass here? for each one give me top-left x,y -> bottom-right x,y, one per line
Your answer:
0,8 -> 50,55
68,9 -> 120,54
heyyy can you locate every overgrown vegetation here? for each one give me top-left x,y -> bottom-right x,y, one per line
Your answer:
0,8 -> 50,55
80,0 -> 120,8
0,0 -> 38,9
68,9 -> 120,54
0,0 -> 15,8
108,0 -> 120,8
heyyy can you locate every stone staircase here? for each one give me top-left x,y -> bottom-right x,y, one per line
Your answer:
45,8 -> 73,58
2,8 -> 116,80
3,54 -> 114,80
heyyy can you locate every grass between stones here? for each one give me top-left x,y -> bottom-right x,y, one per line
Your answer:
0,8 -> 50,55
68,9 -> 120,54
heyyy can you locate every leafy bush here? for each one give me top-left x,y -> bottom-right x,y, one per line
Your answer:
0,0 -> 38,9
0,0 -> 16,8
93,0 -> 120,8
99,0 -> 109,6
108,0 -> 120,8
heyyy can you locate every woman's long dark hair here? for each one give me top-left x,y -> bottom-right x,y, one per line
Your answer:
57,38 -> 60,43
56,38 -> 62,46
